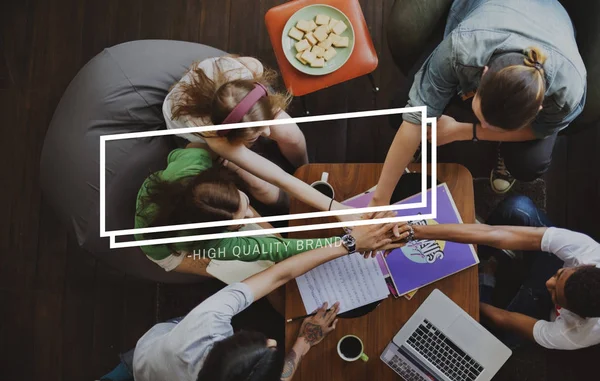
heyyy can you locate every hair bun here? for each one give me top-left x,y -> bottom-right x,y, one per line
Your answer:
524,47 -> 547,72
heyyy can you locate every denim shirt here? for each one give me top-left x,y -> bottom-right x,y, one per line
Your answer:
404,0 -> 587,138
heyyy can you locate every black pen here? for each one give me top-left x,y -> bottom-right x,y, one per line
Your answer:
286,309 -> 332,323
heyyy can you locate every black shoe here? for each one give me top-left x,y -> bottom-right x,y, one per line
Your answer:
490,145 -> 516,194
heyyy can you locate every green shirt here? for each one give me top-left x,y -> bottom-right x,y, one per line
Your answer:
135,148 -> 338,261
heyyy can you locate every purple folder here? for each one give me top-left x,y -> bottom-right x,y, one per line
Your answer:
343,184 -> 479,296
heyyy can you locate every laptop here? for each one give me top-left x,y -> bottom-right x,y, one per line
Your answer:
380,289 -> 511,381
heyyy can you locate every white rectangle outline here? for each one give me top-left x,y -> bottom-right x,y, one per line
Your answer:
100,107 -> 437,247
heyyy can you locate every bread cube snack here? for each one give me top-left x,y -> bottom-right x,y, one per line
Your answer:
332,36 -> 349,48
305,32 -> 318,46
300,49 -> 318,64
332,20 -> 347,35
295,39 -> 311,53
288,27 -> 304,41
296,19 -> 317,33
311,45 -> 326,58
323,47 -> 337,61
296,52 -> 309,65
328,18 -> 339,33
315,14 -> 330,25
288,14 -> 351,69
317,36 -> 333,49
328,33 -> 342,45
310,58 -> 325,68
313,25 -> 329,42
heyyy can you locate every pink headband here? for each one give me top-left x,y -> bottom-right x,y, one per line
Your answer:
217,83 -> 268,137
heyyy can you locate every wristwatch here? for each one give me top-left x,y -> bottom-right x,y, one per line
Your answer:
341,234 -> 357,254
406,223 -> 416,242
472,122 -> 479,142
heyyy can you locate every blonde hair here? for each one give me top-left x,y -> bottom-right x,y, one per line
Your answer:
170,56 -> 292,143
478,47 -> 547,130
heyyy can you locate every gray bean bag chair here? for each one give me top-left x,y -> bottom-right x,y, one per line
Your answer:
40,40 -> 225,283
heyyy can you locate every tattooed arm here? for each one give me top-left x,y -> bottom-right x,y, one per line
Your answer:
281,341 -> 309,381
281,302 -> 340,381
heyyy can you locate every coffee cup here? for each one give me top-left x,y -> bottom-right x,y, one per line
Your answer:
337,335 -> 368,362
310,172 -> 335,199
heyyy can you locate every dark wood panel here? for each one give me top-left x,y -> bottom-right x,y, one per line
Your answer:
0,289 -> 35,380
544,136 -> 568,226
32,291 -> 64,380
31,203 -> 68,379
62,239 -> 97,381
80,0 -> 143,63
121,277 -> 157,350
27,0 -> 84,91
91,262 -> 126,376
197,0 -> 232,50
34,202 -> 68,292
0,0 -> 34,89
566,128 -> 599,239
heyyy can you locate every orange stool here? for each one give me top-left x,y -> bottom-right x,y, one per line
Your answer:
265,0 -> 379,97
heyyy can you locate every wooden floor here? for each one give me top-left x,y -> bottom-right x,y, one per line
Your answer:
1,1 -> 599,380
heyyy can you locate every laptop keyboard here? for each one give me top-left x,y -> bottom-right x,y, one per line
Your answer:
387,353 -> 428,381
407,319 -> 484,381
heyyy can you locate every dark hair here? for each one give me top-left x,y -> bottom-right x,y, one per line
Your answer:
137,166 -> 243,252
477,48 -> 547,130
563,266 -> 600,318
170,56 -> 292,144
197,331 -> 282,381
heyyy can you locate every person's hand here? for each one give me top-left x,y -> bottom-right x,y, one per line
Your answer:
428,115 -> 470,146
217,156 -> 243,173
350,212 -> 411,253
359,210 -> 409,244
298,302 -> 340,348
358,220 -> 412,258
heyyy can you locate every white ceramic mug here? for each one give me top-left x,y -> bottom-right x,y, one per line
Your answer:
337,335 -> 369,362
310,172 -> 335,199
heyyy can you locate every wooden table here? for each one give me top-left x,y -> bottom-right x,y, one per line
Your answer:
265,0 -> 378,96
285,163 -> 478,381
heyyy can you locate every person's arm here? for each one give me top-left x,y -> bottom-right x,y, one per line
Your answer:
281,302 -> 339,381
475,123 -> 537,141
243,219 -> 405,301
412,223 -> 547,251
372,36 -> 459,207
206,138 -> 348,213
485,302 -> 598,350
480,303 -> 536,342
281,337 -> 311,381
220,158 -> 281,205
370,121 -> 422,206
538,227 -> 600,266
433,118 -> 538,145
270,111 -> 309,168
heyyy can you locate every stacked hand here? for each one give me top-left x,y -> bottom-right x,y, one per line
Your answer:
348,212 -> 412,258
